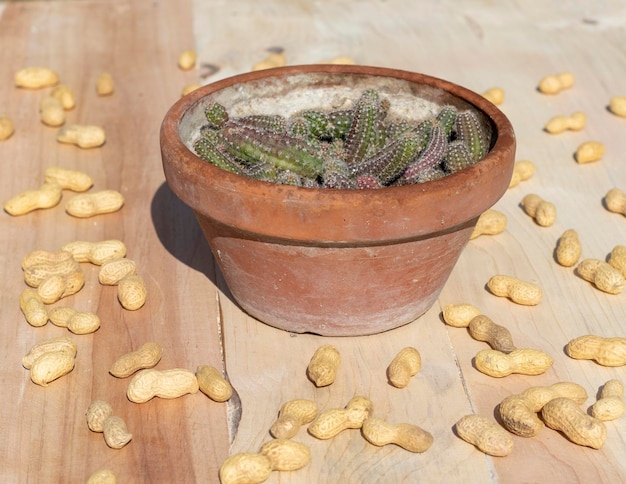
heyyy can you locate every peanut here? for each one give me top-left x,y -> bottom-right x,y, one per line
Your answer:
252,52 -> 286,71
96,72 -> 114,96
259,438 -> 311,471
475,348 -> 553,377
498,382 -> 587,437
102,415 -> 133,449
117,274 -> 147,310
470,209 -> 507,239
520,193 -> 556,227
30,348 -> 76,386
177,50 -> 197,71
48,306 -> 100,334
23,252 -> 80,287
19,288 -> 48,327
308,396 -> 373,440
442,303 -> 481,328
270,399 -> 318,439
0,115 -> 14,140
454,414 -> 513,457
3,182 -> 63,216
33,278 -> 66,305
14,67 -> 59,89
609,96 -> 626,117
481,87 -> 505,105
110,342 -> 163,378
318,55 -> 356,64
36,270 -> 85,304
565,335 -> 626,367
66,190 -> 124,218
99,258 -> 136,285
37,272 -> 81,303
39,96 -> 65,127
486,275 -> 542,305
306,344 -> 341,387
50,84 -> 76,110
544,112 -> 586,134
555,229 -> 582,267
86,400 -> 114,432
508,160 -> 536,188
361,417 -> 433,453
34,277 -> 68,302
541,397 -> 607,449
44,166 -> 93,192
590,379 -> 625,421
576,258 -> 625,294
537,72 -> 574,94
468,315 -> 516,353
22,249 -> 74,270
196,365 -> 233,402
56,124 -> 106,148
608,245 -> 626,276
575,141 -> 605,164
181,84 -> 201,96
86,469 -> 116,484
42,301 -> 72,323
61,239 -> 127,265
126,368 -> 199,403
387,346 -> 421,388
605,188 -> 626,216
219,453 -> 272,484
22,336 -> 77,369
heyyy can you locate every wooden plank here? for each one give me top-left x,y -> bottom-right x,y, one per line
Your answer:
1,0 -> 625,482
0,1 -> 230,482
193,0 -> 626,482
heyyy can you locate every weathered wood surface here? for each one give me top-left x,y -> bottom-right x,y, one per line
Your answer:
0,1 -> 230,482
1,0 -> 625,483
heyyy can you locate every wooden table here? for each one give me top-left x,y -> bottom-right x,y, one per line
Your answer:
1,1 -> 624,482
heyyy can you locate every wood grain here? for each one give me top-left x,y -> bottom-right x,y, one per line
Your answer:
1,0 -> 625,483
0,1 -> 230,482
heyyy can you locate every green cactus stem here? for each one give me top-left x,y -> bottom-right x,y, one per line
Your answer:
321,158 -> 355,189
204,101 -> 229,129
219,124 -> 324,178
435,105 -> 458,138
442,140 -> 474,173
350,127 -> 427,185
345,89 -> 382,164
327,110 -> 353,139
244,160 -> 280,182
274,170 -> 304,186
398,124 -> 447,184
232,114 -> 287,134
350,120 -> 432,178
415,166 -> 447,183
299,110 -> 335,139
287,116 -> 312,139
385,119 -> 413,142
371,98 -> 391,152
193,133 -> 245,175
454,110 -> 489,163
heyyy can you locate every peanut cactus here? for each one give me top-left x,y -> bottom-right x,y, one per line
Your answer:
193,89 -> 491,189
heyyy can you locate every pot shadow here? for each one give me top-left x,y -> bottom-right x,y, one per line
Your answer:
150,181 -> 236,304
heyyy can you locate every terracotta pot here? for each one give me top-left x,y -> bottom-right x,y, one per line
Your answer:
160,65 -> 515,336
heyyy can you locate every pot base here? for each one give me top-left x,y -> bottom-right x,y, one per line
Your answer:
199,213 -> 475,336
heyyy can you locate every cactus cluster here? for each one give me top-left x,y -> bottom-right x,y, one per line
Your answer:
193,89 -> 491,189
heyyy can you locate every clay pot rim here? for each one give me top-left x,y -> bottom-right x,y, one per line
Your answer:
160,64 -> 515,243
